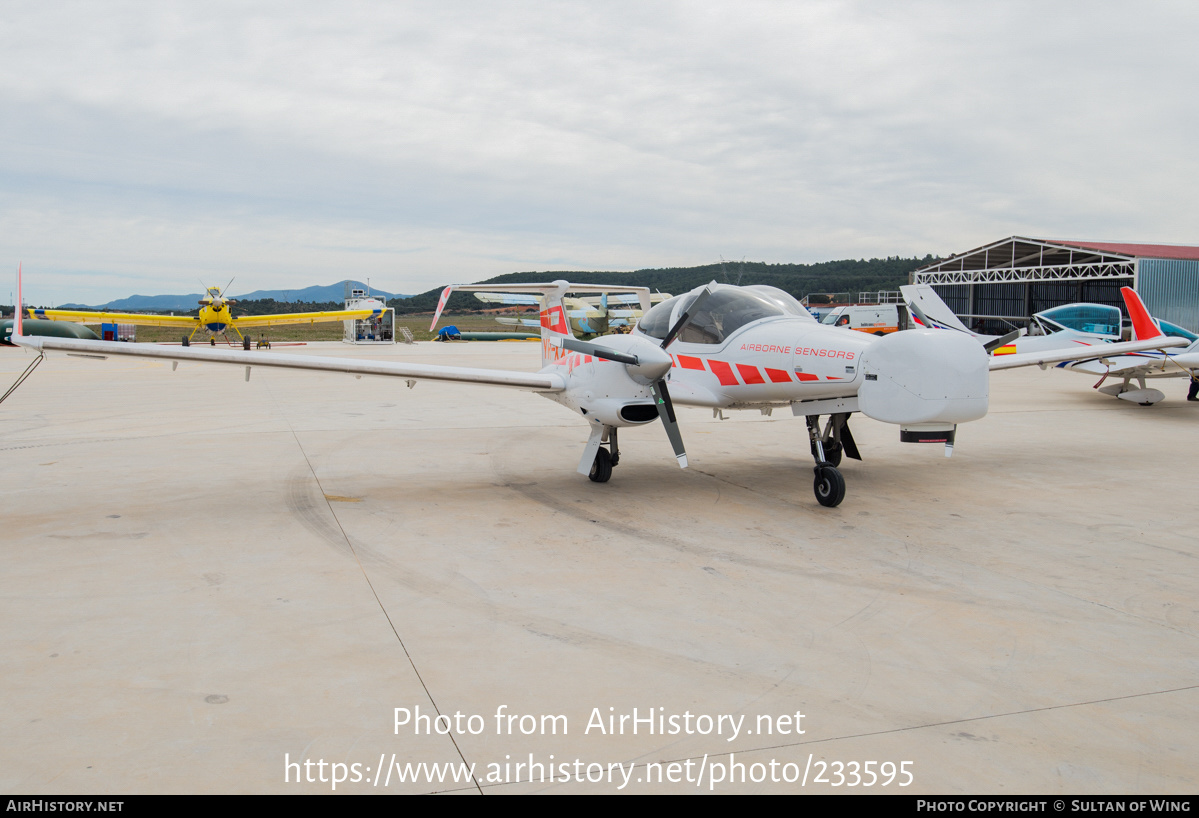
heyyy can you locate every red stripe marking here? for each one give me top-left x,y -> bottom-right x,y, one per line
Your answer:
795,372 -> 819,382
677,355 -> 706,371
764,367 -> 792,383
736,364 -> 765,384
707,359 -> 739,386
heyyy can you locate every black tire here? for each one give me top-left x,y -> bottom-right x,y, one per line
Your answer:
243,336 -> 251,350
809,440 -> 842,467
813,466 -> 845,507
873,331 -> 885,336
182,336 -> 190,347
588,447 -> 613,483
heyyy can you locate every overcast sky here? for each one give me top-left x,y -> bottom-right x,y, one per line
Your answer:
4,1 -> 1197,304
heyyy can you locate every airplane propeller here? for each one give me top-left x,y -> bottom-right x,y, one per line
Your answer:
982,329 -> 1022,354
647,286 -> 712,467
199,277 -> 239,310
562,285 -> 713,469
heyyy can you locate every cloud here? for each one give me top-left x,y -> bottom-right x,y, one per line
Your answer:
2,1 -> 1197,302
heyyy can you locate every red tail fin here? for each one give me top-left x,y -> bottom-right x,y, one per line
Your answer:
1121,287 -> 1162,341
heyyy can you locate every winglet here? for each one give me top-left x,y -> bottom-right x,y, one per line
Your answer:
1121,287 -> 1162,341
429,286 -> 452,332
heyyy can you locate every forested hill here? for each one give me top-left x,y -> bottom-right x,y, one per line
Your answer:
389,256 -> 937,314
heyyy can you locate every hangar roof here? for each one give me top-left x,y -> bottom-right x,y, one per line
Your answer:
1049,240 -> 1199,261
912,236 -> 1199,285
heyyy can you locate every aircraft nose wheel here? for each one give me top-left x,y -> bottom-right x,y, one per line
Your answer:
589,447 -> 613,483
813,464 -> 845,507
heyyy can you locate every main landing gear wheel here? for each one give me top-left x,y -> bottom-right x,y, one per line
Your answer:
182,336 -> 190,347
589,447 -> 613,483
813,465 -> 845,507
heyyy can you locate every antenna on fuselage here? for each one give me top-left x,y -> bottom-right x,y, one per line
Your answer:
718,256 -> 746,286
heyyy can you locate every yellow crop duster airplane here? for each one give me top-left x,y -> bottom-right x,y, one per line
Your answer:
28,282 -> 386,347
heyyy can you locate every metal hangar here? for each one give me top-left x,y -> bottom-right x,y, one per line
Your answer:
910,237 -> 1199,333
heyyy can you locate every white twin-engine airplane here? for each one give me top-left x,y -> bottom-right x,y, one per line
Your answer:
10,274 -> 1187,507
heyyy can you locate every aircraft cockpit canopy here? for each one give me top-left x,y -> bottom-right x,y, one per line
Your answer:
1032,304 -> 1122,339
1156,319 -> 1198,342
637,285 -> 789,345
744,285 -> 816,321
636,295 -> 683,339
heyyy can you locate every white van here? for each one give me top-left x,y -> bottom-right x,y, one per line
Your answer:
820,304 -> 901,336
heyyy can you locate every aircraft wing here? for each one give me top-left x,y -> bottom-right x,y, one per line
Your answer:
431,282 -> 656,331
231,308 -> 382,328
1060,349 -> 1199,379
28,308 -> 198,328
577,294 -> 653,307
11,335 -> 565,392
472,292 -> 543,306
988,337 -> 1188,371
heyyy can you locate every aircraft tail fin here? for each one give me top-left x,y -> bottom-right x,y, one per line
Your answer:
428,280 -> 656,365
536,281 -> 573,367
429,286 -> 453,333
1121,287 -> 1163,341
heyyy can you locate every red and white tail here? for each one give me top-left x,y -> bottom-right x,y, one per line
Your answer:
429,286 -> 453,332
1121,287 -> 1162,341
538,282 -> 572,367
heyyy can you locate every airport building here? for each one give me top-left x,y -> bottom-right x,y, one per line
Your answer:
911,237 -> 1199,332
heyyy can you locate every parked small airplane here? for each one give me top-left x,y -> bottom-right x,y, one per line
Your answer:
1039,287 -> 1199,404
469,290 -> 673,337
10,272 -> 1186,506
28,281 -> 387,347
902,284 -> 1199,405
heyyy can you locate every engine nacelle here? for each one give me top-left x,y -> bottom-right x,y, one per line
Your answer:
573,396 -> 660,427
858,330 -> 988,425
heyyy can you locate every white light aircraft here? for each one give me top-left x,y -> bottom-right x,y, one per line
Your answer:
903,283 -> 1199,405
1040,287 -> 1199,404
9,273 -> 1187,507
